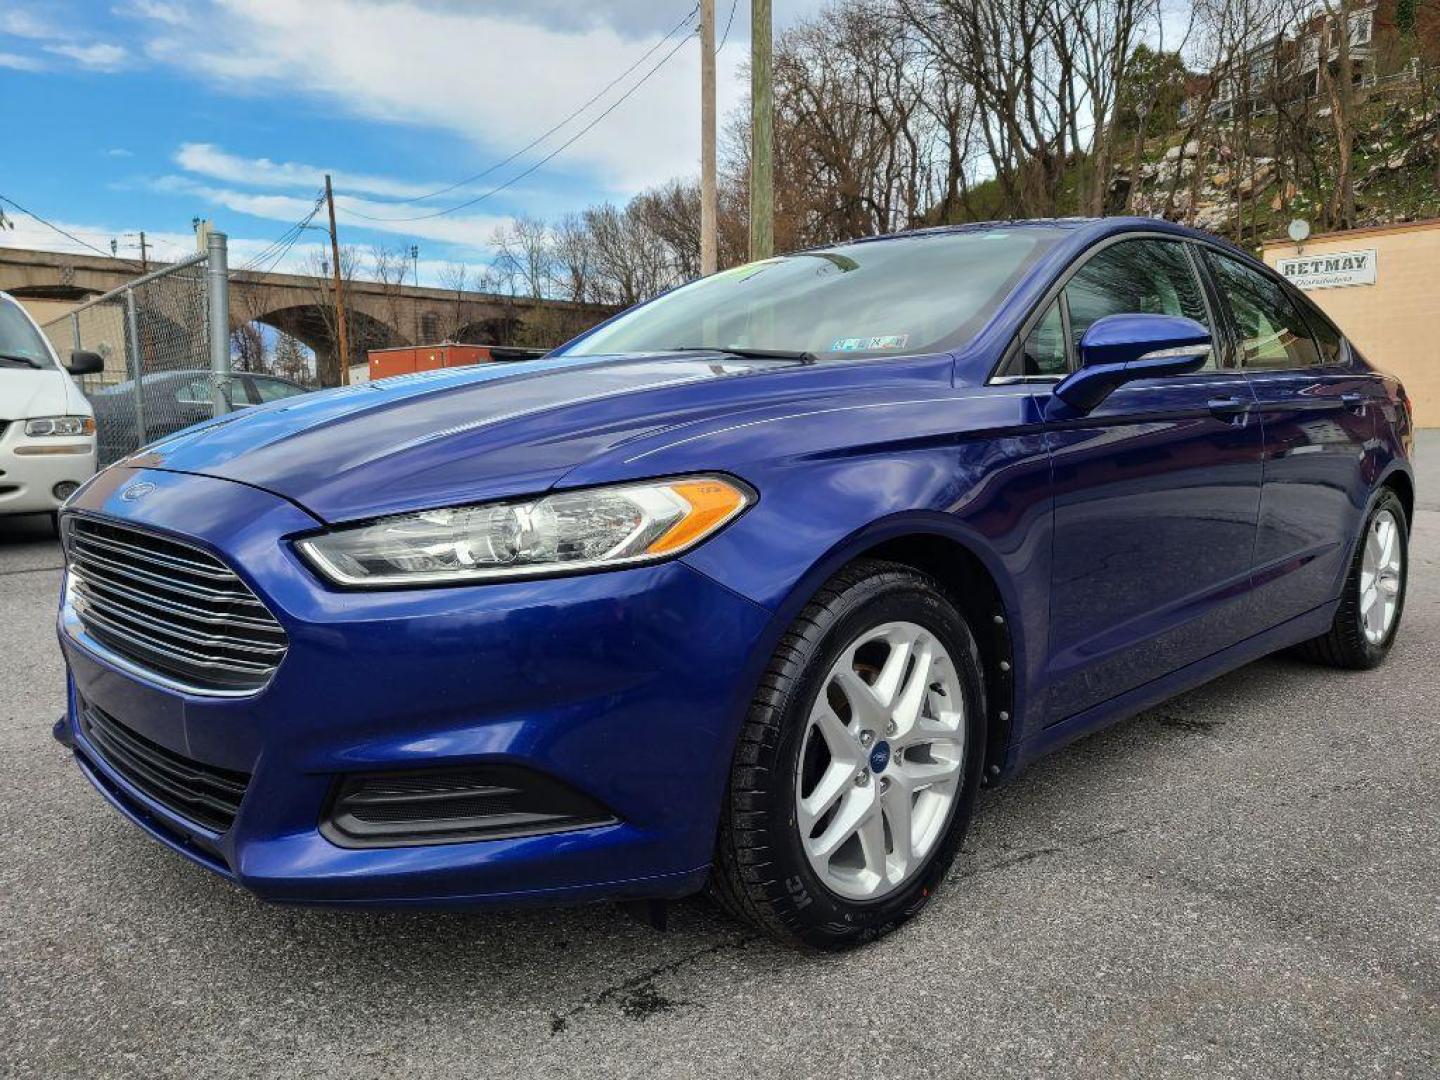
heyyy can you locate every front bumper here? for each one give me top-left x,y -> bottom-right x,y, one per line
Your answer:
56,466 -> 774,907
0,423 -> 96,514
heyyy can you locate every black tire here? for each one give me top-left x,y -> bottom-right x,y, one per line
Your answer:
711,558 -> 987,950
1292,489 -> 1408,669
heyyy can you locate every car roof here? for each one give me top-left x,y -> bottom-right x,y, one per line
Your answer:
832,216 -> 1257,259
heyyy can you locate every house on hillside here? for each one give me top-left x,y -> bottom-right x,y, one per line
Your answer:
1185,1 -> 1439,123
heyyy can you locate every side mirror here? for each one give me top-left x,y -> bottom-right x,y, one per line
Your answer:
1048,314 -> 1210,416
66,350 -> 105,376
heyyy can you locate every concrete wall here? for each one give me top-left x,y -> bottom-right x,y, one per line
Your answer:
1263,219 -> 1440,427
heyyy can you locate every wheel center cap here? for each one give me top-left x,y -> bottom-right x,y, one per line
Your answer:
868,740 -> 891,773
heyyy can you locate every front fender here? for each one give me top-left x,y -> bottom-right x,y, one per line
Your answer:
678,428 -> 1054,759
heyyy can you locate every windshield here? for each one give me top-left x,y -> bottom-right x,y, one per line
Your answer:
562,227 -> 1063,361
0,299 -> 57,369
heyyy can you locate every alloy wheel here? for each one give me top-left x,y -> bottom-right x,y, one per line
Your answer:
1360,508 -> 1404,645
794,620 -> 966,901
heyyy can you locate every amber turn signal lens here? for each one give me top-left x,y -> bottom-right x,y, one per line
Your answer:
645,479 -> 749,555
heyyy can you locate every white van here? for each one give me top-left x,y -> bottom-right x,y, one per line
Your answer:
0,291 -> 102,523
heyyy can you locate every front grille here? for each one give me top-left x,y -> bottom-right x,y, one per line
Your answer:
63,515 -> 288,694
78,700 -> 251,833
322,766 -> 616,848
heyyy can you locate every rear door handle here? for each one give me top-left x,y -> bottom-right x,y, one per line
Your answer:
1341,392 -> 1366,411
1207,396 -> 1247,419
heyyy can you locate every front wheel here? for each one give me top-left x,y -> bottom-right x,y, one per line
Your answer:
1294,489 -> 1408,669
712,559 -> 987,950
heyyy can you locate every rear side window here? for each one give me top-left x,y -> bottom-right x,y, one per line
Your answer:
1205,252 -> 1320,370
1300,301 -> 1345,365
253,377 -> 308,402
1064,239 -> 1215,370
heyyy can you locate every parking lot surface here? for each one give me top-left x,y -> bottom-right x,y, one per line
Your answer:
2,437 -> 1437,1079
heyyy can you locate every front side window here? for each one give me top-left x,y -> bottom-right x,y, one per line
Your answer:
561,228 -> 1065,361
1065,239 -> 1215,370
0,299 -> 57,369
1206,252 -> 1320,370
1018,300 -> 1067,377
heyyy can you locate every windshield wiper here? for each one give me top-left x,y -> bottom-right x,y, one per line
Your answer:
0,351 -> 42,369
667,345 -> 816,365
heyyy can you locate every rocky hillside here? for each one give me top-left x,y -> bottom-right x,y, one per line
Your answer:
1119,88 -> 1440,242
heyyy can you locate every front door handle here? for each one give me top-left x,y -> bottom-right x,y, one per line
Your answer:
1207,396 -> 1247,419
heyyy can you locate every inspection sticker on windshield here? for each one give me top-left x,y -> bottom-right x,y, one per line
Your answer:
830,334 -> 908,352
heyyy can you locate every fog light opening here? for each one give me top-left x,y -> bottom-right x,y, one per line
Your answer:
321,764 -> 617,848
53,481 -> 80,502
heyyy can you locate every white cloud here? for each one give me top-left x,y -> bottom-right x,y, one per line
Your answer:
113,0 -> 192,26
0,212 -> 495,287
135,0 -> 746,195
151,173 -> 512,251
106,147 -> 135,158
0,215 -> 198,265
0,9 -> 55,39
0,50 -> 44,71
43,42 -> 130,71
176,143 -> 453,201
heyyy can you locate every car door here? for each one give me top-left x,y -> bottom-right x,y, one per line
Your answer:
1040,236 -> 1266,724
1201,250 -> 1375,625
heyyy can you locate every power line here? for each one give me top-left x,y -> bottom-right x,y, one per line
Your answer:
358,2 -> 700,209
239,193 -> 322,269
344,24 -> 698,224
718,0 -> 740,51
238,192 -> 325,278
0,193 -> 147,271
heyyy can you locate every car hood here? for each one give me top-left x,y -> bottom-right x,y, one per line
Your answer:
0,367 -> 76,419
126,352 -> 822,523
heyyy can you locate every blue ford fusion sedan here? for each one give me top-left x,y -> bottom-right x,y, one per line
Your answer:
54,218 -> 1413,949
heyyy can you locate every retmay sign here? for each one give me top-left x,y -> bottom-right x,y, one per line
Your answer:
1275,248 -> 1378,290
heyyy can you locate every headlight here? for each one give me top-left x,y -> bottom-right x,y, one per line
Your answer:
296,475 -> 753,587
25,416 -> 95,437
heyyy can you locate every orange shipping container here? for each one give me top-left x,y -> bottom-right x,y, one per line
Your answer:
368,344 -> 491,381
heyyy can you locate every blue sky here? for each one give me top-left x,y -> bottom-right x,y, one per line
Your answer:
2,0 -> 824,284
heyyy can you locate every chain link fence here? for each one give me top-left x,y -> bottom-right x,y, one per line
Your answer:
42,238 -> 230,467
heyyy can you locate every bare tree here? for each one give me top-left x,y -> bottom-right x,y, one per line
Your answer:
369,245 -> 413,344
552,213 -> 594,303
231,321 -> 266,374
491,215 -> 556,300
436,261 -> 483,341
303,245 -> 361,387
1313,0 -> 1360,228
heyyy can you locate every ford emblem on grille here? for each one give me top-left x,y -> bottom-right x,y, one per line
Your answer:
120,481 -> 156,502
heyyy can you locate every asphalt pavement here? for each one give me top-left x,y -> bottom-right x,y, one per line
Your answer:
2,436 -> 1437,1079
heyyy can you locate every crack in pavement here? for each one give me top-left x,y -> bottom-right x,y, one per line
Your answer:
954,826 -> 1132,881
0,564 -> 64,578
548,933 -> 758,1035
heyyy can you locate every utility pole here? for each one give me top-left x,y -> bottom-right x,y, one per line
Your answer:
324,174 -> 351,386
409,243 -> 421,343
700,0 -> 718,276
750,0 -> 773,261
138,231 -> 149,272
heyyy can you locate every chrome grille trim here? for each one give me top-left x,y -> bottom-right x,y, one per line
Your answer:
62,515 -> 288,695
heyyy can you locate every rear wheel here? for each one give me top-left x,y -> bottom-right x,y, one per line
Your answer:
1294,489 -> 1408,669
712,559 -> 987,950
